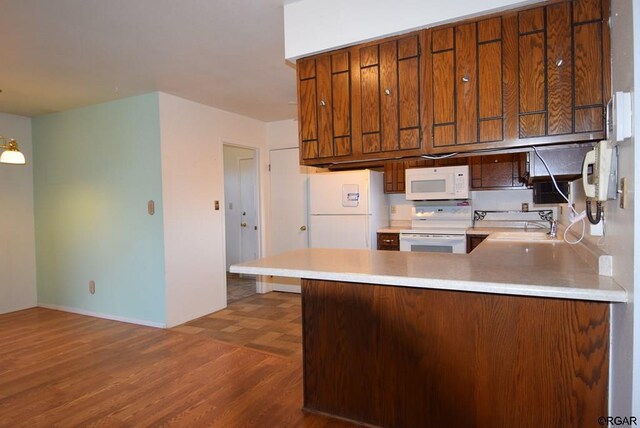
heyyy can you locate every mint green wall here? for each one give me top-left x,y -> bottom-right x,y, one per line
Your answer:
32,93 -> 166,324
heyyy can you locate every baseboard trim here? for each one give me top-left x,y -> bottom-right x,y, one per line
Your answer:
272,284 -> 301,294
37,303 -> 166,329
0,303 -> 38,315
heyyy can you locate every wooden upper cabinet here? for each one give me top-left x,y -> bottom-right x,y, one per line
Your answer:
297,51 -> 354,163
383,160 -> 406,194
357,34 -> 422,157
514,0 -> 610,140
470,153 -> 527,189
425,17 -> 505,151
297,0 -> 610,164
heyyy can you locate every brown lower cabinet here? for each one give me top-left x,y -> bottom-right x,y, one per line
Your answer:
466,234 -> 489,253
377,232 -> 400,251
302,279 -> 609,428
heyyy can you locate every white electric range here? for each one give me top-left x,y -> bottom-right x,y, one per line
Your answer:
399,204 -> 472,254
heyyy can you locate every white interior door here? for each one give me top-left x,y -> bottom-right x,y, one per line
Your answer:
239,157 -> 258,263
268,147 -> 309,293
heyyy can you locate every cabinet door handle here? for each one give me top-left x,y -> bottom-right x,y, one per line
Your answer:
320,100 -> 326,107
461,76 -> 470,83
300,225 -> 307,231
384,88 -> 391,96
555,58 -> 564,67
241,222 -> 247,227
383,239 -> 395,243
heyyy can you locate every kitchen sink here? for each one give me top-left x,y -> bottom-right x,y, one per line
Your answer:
488,231 -> 563,243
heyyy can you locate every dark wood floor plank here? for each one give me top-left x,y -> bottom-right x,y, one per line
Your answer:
0,307 -> 355,427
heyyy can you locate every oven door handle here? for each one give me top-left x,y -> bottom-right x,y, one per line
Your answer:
400,234 -> 464,240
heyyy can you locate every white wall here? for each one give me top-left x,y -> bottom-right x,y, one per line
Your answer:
603,0 -> 637,415
0,113 -> 37,314
284,0 -> 541,59
633,0 -> 640,414
471,189 -> 533,211
158,93 -> 268,328
223,145 -> 255,270
267,119 -> 299,150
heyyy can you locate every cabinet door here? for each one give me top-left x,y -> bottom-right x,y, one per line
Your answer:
517,0 -> 609,138
429,17 -> 504,149
360,35 -> 421,155
297,51 -> 353,163
470,153 -> 526,189
573,0 -> 607,133
383,160 -> 406,194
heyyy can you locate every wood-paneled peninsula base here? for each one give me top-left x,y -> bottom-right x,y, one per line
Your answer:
301,279 -> 609,428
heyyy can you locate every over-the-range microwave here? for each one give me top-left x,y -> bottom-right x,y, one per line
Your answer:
405,165 -> 469,200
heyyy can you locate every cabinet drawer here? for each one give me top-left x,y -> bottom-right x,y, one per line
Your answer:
377,233 -> 400,251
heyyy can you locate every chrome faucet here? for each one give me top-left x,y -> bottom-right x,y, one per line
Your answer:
548,220 -> 558,239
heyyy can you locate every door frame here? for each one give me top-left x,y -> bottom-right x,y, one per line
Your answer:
221,139 -> 265,296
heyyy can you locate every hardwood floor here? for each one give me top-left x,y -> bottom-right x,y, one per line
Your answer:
0,308 -> 355,427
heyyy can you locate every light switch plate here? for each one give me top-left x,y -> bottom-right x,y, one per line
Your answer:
615,91 -> 632,142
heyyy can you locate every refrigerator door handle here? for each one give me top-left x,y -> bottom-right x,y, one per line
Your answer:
365,215 -> 370,249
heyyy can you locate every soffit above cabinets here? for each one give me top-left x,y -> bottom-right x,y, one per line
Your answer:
284,0 -> 544,60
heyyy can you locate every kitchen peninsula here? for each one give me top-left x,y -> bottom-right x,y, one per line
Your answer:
231,239 -> 626,427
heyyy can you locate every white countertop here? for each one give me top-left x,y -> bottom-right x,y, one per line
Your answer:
230,239 -> 627,303
377,227 -> 403,233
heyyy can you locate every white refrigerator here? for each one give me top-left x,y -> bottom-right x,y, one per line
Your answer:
309,170 -> 388,250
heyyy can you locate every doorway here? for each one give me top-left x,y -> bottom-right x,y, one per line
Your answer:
223,144 -> 260,302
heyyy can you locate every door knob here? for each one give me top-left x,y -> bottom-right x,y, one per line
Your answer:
300,225 -> 307,231
241,222 -> 247,227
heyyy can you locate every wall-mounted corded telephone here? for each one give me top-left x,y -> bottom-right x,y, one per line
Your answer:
582,141 -> 616,224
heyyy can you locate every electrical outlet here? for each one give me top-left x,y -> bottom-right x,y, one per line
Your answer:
590,220 -> 604,236
89,280 -> 96,295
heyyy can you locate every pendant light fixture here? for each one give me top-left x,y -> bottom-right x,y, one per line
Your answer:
0,135 -> 26,164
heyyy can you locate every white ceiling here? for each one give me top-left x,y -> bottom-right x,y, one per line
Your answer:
0,0 -> 297,122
